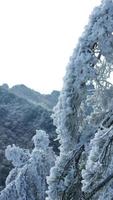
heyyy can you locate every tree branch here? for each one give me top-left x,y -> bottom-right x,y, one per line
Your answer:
86,172 -> 113,200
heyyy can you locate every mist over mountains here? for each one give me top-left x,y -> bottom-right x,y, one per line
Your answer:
0,84 -> 60,190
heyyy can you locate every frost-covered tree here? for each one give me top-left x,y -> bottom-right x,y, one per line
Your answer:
0,130 -> 55,200
5,144 -> 30,186
0,145 -> 30,200
46,0 -> 113,199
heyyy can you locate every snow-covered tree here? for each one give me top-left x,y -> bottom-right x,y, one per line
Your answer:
0,145 -> 30,200
5,144 -> 30,186
0,130 -> 55,200
46,0 -> 113,199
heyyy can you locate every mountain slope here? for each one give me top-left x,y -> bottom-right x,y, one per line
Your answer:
10,84 -> 60,110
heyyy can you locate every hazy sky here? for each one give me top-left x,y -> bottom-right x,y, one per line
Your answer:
0,0 -> 101,94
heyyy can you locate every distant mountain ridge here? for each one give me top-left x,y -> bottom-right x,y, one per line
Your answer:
0,84 -> 60,110
0,84 -> 60,190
